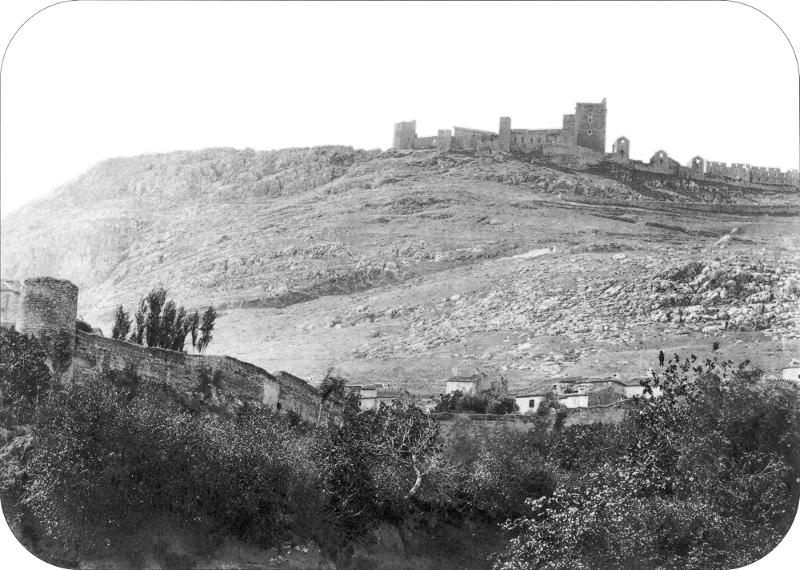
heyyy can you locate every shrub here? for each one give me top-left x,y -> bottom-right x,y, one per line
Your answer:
23,376 -> 328,553
493,356 -> 800,570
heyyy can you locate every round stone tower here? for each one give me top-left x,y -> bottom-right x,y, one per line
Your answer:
18,277 -> 78,379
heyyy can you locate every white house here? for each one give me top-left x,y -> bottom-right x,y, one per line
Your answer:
514,375 -> 656,414
782,368 -> 800,382
445,364 -> 496,395
615,376 -> 663,399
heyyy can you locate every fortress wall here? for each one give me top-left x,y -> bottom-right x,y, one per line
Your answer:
73,332 -> 327,423
542,144 -> 604,168
412,136 -> 437,150
9,278 -> 330,422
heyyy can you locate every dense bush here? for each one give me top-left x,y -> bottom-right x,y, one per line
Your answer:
433,389 -> 519,415
5,327 -> 797,569
446,430 -> 554,522
23,375 -> 327,554
0,327 -> 52,427
493,355 -> 800,570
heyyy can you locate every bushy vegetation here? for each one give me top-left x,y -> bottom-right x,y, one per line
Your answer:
492,355 -> 800,570
0,327 -> 52,426
2,330 -> 797,569
433,389 -> 519,415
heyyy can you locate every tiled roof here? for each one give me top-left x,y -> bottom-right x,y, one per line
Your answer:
377,387 -> 412,399
446,375 -> 481,383
512,378 -> 557,397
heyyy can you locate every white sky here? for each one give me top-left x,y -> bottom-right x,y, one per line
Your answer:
1,1 -> 798,218
0,3 -> 799,567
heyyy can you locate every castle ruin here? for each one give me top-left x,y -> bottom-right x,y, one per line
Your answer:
393,99 -> 799,190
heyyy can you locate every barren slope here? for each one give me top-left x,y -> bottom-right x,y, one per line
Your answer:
2,147 -> 798,396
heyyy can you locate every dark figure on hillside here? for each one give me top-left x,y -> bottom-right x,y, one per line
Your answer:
658,350 -> 665,367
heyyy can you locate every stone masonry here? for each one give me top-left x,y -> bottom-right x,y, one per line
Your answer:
4,277 -> 339,424
392,98 -> 799,189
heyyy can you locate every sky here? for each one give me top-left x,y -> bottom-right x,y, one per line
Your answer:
0,2 -> 799,568
0,1 -> 799,218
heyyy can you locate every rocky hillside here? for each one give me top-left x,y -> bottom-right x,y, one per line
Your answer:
2,146 -> 799,394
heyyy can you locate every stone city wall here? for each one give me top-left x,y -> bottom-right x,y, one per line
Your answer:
5,276 -> 337,425
72,332 -> 330,423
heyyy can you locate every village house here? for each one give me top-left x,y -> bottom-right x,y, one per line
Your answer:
782,367 -> 800,382
346,383 -> 414,409
445,364 -> 505,395
513,375 -> 661,414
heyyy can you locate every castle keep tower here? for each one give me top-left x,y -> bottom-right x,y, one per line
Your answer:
574,98 -> 606,153
393,120 -> 416,150
18,277 -> 78,380
498,117 -> 511,152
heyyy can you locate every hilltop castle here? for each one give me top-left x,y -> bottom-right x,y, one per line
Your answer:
393,100 -> 800,189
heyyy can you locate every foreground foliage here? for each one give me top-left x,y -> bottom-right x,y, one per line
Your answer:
492,355 -> 800,570
2,329 -> 797,569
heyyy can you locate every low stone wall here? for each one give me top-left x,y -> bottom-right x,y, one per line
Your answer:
563,195 -> 799,216
432,403 -> 629,439
73,332 -> 328,423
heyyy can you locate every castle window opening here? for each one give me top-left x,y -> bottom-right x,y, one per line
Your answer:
529,399 -> 536,408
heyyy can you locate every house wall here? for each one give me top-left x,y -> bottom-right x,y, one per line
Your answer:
782,368 -> 800,381
559,394 -> 589,408
446,380 -> 477,395
359,397 -> 377,410
515,395 -> 545,414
